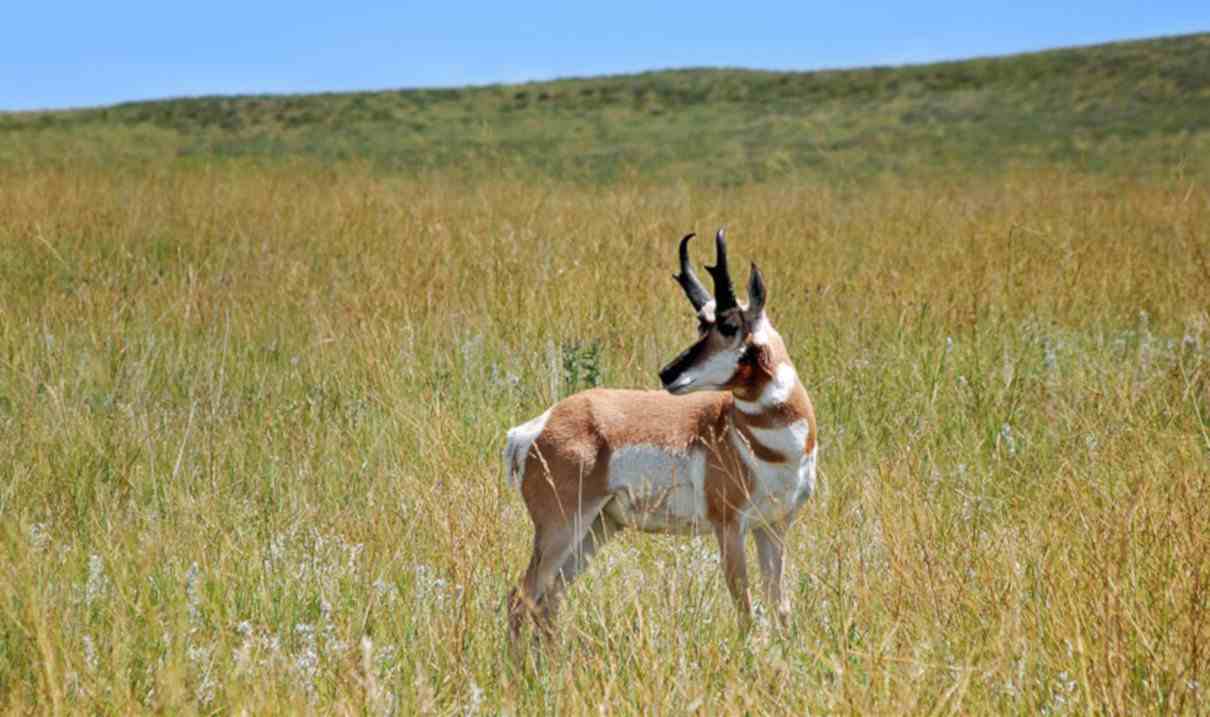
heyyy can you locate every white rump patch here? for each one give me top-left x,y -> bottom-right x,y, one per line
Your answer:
604,445 -> 709,534
503,409 -> 551,488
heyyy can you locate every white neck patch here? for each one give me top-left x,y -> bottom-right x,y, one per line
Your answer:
749,313 -> 772,346
735,363 -> 799,413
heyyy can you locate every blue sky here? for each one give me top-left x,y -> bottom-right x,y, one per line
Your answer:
3,2 -> 1206,111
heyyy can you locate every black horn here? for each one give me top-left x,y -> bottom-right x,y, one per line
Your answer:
673,233 -> 712,311
705,228 -> 738,312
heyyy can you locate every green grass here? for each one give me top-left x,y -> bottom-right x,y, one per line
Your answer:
3,33 -> 1209,182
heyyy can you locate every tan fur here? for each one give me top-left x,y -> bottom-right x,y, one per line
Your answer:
506,242 -> 817,640
508,381 -> 813,633
520,389 -> 755,527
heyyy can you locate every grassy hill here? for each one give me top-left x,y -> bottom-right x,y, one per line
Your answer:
3,32 -> 1210,182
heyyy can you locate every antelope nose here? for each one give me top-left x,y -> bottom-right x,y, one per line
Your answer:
660,368 -> 694,393
660,343 -> 700,392
659,366 -> 679,388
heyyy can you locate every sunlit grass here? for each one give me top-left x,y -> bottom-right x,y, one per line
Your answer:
0,163 -> 1208,713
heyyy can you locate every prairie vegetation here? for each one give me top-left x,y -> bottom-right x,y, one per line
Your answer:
3,33 -> 1210,182
2,31 -> 1210,715
2,162 -> 1208,713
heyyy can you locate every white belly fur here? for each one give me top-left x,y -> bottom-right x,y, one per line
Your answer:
604,445 -> 710,534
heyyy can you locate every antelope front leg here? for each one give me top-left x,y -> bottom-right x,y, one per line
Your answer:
753,524 -> 790,628
714,521 -> 752,628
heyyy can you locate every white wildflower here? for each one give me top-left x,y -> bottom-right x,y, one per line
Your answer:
320,599 -> 346,653
373,577 -> 399,603
465,681 -> 484,717
413,564 -> 463,609
1042,670 -> 1077,715
999,424 -> 1017,457
1182,332 -> 1199,355
82,635 -> 98,672
27,523 -> 49,551
293,623 -> 319,698
187,644 -> 216,706
185,562 -> 202,627
676,537 -> 720,581
85,555 -> 108,607
234,621 -> 255,674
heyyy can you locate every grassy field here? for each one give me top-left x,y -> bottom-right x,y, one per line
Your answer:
0,161 -> 1207,713
3,33 -> 1210,182
2,30 -> 1210,715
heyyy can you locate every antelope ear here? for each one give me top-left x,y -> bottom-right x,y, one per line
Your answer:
745,262 -> 766,320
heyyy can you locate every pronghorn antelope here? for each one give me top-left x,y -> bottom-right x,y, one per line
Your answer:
505,229 -> 817,637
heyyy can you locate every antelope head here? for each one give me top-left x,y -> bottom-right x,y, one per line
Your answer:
659,229 -> 769,396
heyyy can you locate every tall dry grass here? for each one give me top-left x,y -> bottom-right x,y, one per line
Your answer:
1,162 -> 1208,713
